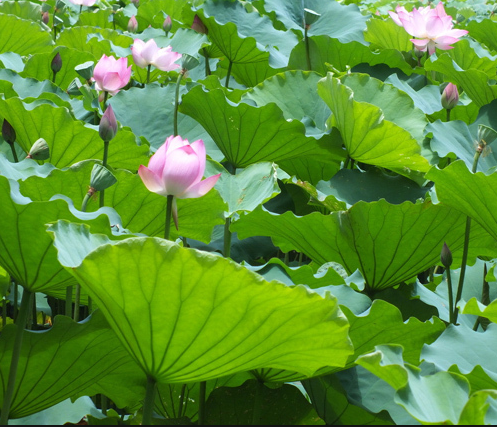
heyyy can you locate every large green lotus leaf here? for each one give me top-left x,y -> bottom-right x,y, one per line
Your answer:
137,0 -> 190,27
288,36 -> 412,76
0,153 -> 55,181
0,52 -> 25,73
76,9 -> 114,29
0,0 -> 42,21
0,14 -> 53,56
459,389 -> 497,425
317,74 -> 430,179
192,0 -> 299,68
422,323 -> 497,390
262,0 -> 368,44
180,85 -> 343,169
0,97 -> 149,170
467,19 -> 497,53
342,300 -> 444,369
20,161 -> 226,243
206,161 -> 280,217
0,69 -> 70,105
109,85 -> 222,161
205,380 -> 323,425
427,160 -> 497,242
52,228 -> 353,382
303,374 -> 394,425
241,71 -> 330,134
0,175 -> 123,293
278,155 -> 344,186
55,27 -> 112,58
319,168 -> 429,207
339,73 -> 428,145
357,345 -> 471,425
232,200 -> 497,291
227,58 -> 282,88
364,18 -> 412,52
425,53 -> 497,108
21,47 -> 96,91
442,38 -> 497,78
0,310 -> 144,419
464,298 -> 497,324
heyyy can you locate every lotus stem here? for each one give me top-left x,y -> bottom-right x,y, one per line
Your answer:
453,149 -> 482,323
446,268 -> 455,324
147,64 -> 151,84
142,375 -> 157,425
99,140 -> 110,208
304,26 -> 311,70
198,381 -> 207,425
10,144 -> 18,163
203,48 -> 211,76
225,61 -> 233,88
224,217 -> 231,258
73,284 -> 81,321
173,70 -> 184,137
0,288 -> 32,425
252,380 -> 263,425
178,383 -> 187,417
165,195 -> 174,240
65,286 -> 73,317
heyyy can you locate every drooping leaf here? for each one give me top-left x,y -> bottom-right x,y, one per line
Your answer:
0,310 -> 144,419
364,17 -> 412,53
51,224 -> 353,383
0,14 -> 53,56
317,74 -> 430,181
0,0 -> 42,22
232,200 -> 497,291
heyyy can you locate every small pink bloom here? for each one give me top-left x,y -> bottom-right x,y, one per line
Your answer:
68,0 -> 97,6
127,15 -> 138,33
138,136 -> 221,228
93,54 -> 131,96
131,39 -> 181,71
441,83 -> 459,110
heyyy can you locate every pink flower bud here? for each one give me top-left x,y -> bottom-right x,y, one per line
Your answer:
441,83 -> 459,110
51,52 -> 62,74
93,54 -> 131,96
41,11 -> 49,25
191,15 -> 207,34
99,105 -> 118,142
163,15 -> 172,33
127,15 -> 138,33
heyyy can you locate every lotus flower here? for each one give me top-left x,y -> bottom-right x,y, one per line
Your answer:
138,135 -> 221,227
93,54 -> 132,96
389,2 -> 468,55
131,39 -> 181,71
441,83 -> 459,110
68,0 -> 97,6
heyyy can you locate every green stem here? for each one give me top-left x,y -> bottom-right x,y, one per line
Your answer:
284,252 -> 289,266
178,384 -> 187,417
165,195 -> 174,240
52,71 -> 57,84
81,193 -> 91,212
225,61 -> 233,88
2,297 -> 6,328
31,293 -> 37,330
101,395 -> 108,416
0,289 -> 33,425
343,155 -> 350,170
79,5 -> 82,14
304,26 -> 311,71
142,375 -> 157,426
99,141 -> 110,208
9,143 -> 19,163
13,283 -> 18,322
65,286 -> 73,317
198,381 -> 207,425
73,284 -> 81,322
251,380 -> 263,425
223,217 -> 232,258
101,91 -> 109,113
446,108 -> 451,122
203,48 -> 211,76
453,150 -> 482,323
146,64 -> 151,84
88,296 -> 93,314
446,268 -> 455,324
173,71 -> 184,137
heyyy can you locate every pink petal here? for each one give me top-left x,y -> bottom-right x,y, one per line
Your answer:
148,143 -> 168,174
180,173 -> 221,199
141,39 -> 160,64
162,146 -> 203,196
411,39 -> 430,49
189,139 -> 206,181
165,135 -> 189,154
138,165 -> 167,195
102,72 -> 127,93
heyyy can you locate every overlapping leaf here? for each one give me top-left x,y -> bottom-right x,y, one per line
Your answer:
0,14 -> 53,56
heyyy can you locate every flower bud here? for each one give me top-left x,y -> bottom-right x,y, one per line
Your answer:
2,119 -> 16,145
127,15 -> 138,33
181,54 -> 199,71
42,11 -> 50,25
304,8 -> 320,27
163,15 -> 172,33
191,15 -> 207,34
99,105 -> 118,142
440,242 -> 452,268
27,138 -> 50,160
51,52 -> 62,74
441,83 -> 459,110
67,78 -> 82,96
90,163 -> 117,192
75,61 -> 95,81
55,0 -> 65,12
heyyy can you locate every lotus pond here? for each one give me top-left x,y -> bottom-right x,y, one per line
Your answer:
2,0 -> 497,424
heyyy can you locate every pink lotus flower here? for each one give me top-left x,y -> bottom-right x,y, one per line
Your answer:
93,55 -> 132,96
441,82 -> 459,110
138,135 -> 221,227
131,39 -> 181,71
68,0 -> 97,6
389,2 -> 467,55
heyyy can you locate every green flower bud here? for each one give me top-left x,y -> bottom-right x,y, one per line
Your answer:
440,242 -> 452,269
181,54 -> 199,71
2,119 -> 16,145
90,163 -> 117,192
304,8 -> 321,27
67,78 -> 82,96
27,138 -> 50,160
